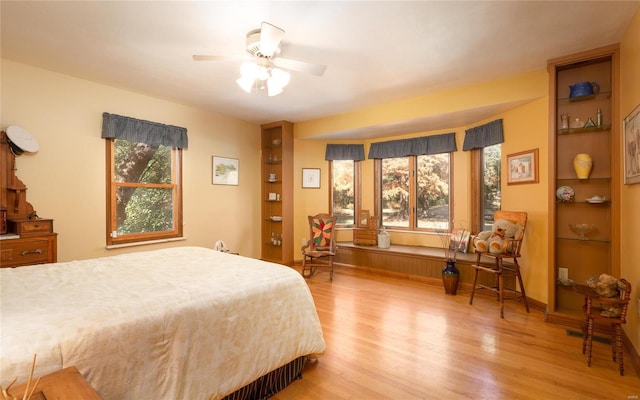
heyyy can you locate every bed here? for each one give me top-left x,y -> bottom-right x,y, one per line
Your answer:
0,246 -> 325,399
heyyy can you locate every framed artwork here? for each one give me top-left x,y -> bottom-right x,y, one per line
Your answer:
623,103 -> 640,185
212,156 -> 239,185
450,229 -> 471,254
507,148 -> 539,185
358,210 -> 370,227
302,168 -> 321,188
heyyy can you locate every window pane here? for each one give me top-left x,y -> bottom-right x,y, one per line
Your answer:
331,160 -> 355,225
481,144 -> 501,231
381,157 -> 410,227
116,187 -> 174,234
416,154 -> 450,230
114,140 -> 171,184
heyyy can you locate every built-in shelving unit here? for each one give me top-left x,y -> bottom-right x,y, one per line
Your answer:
547,45 -> 620,326
261,121 -> 293,265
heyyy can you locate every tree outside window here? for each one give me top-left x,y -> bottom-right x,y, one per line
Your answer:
380,154 -> 451,231
479,144 -> 501,231
331,160 -> 357,226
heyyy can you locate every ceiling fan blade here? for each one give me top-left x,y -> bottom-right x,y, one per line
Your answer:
259,22 -> 285,57
193,54 -> 249,62
272,57 -> 327,76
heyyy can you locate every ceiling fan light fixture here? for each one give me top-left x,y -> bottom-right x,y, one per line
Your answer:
270,68 -> 290,88
236,76 -> 255,93
267,79 -> 284,97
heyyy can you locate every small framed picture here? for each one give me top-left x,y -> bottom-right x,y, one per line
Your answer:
302,168 -> 321,188
507,148 -> 539,185
450,229 -> 471,253
623,103 -> 640,185
212,156 -> 239,185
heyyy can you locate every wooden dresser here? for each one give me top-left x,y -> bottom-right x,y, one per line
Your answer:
0,130 -> 57,268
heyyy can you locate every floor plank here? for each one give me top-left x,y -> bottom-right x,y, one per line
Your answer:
274,267 -> 639,400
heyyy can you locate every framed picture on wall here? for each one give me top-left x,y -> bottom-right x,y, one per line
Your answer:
212,156 -> 239,185
507,148 -> 539,185
624,103 -> 640,185
302,168 -> 321,188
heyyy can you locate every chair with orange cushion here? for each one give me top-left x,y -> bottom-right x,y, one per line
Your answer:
301,213 -> 337,281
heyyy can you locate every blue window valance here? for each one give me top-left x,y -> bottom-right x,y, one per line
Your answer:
101,112 -> 188,149
367,132 -> 457,159
462,119 -> 503,151
325,144 -> 366,161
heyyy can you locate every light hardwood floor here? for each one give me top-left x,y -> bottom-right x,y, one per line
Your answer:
274,266 -> 639,400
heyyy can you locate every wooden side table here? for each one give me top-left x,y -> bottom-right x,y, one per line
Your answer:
8,366 -> 101,400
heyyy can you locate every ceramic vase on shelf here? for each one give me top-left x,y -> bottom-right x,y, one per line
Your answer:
442,259 -> 460,296
573,153 -> 593,179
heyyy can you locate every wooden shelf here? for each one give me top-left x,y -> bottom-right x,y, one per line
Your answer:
557,124 -> 610,135
260,121 -> 293,265
547,45 -> 620,321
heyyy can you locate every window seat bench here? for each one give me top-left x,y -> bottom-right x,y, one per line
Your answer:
331,242 -> 543,313
334,242 -> 493,289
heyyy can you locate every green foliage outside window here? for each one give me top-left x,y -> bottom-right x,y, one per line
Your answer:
382,154 -> 450,230
113,140 -> 175,236
332,160 -> 355,225
481,144 -> 501,231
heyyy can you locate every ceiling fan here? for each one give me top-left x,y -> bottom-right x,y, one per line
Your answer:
193,22 -> 327,96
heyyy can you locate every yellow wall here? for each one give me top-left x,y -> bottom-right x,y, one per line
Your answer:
293,70 -> 550,301
1,60 -> 261,261
619,7 -> 640,359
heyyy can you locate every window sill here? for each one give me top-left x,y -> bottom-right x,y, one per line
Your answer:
106,236 -> 186,250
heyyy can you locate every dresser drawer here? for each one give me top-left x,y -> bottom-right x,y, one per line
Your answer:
0,235 -> 56,268
7,218 -> 53,237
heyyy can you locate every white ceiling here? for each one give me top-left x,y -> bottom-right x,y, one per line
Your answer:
1,1 -> 638,139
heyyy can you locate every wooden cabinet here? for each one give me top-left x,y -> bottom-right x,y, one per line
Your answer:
0,234 -> 57,268
547,45 -> 620,325
9,366 -> 102,400
261,121 -> 293,265
0,130 -> 58,268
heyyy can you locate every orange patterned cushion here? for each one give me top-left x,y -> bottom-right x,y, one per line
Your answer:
311,217 -> 334,248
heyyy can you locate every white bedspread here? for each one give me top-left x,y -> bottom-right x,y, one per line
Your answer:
0,246 -> 325,399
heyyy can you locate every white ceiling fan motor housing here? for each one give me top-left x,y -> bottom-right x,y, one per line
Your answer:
246,29 -> 280,58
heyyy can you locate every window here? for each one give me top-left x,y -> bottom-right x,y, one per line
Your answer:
472,143 -> 501,232
463,119 -> 504,233
378,153 -> 451,231
106,138 -> 183,245
326,144 -> 365,227
330,160 -> 361,226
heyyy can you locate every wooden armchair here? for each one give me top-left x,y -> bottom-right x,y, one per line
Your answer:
301,213 -> 337,281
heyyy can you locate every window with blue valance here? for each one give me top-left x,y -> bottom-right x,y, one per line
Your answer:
101,112 -> 188,149
462,119 -> 503,151
325,144 -> 365,161
367,132 -> 457,159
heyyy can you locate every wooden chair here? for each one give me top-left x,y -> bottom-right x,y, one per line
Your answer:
469,210 -> 529,318
301,213 -> 337,281
577,278 -> 631,376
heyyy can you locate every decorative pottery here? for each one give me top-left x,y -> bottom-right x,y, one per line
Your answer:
377,227 -> 391,249
569,81 -> 599,98
586,195 -> 606,204
442,260 -> 460,296
573,153 -> 593,179
556,186 -> 575,202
